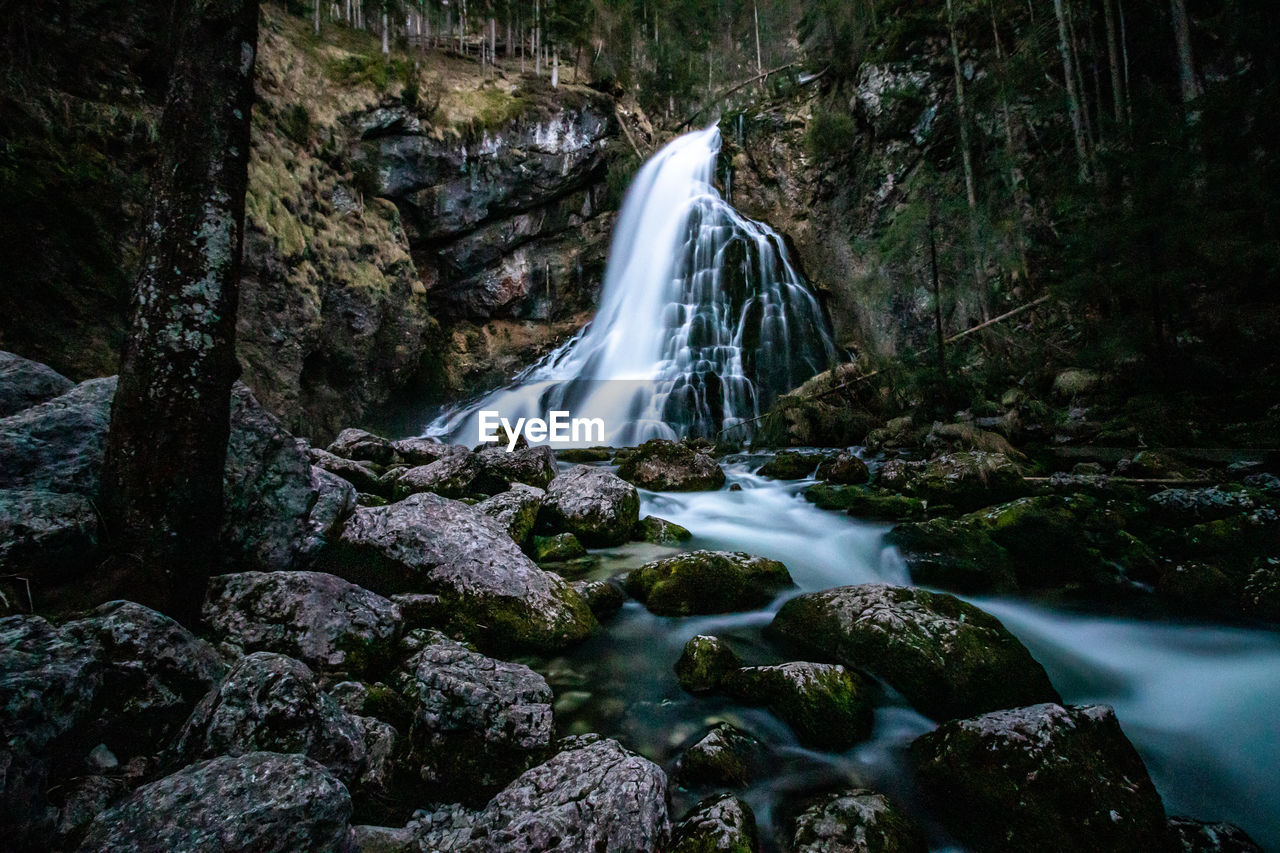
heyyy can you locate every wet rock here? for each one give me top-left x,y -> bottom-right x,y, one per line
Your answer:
311,447 -> 386,495
1148,488 -> 1260,524
673,723 -> 767,788
756,451 -> 823,480
540,465 -> 640,546
1243,473 -> 1280,496
52,773 -> 128,850
1157,561 -> 1237,614
769,585 -> 1059,721
675,635 -> 743,694
626,550 -> 793,615
911,703 -> 1167,853
395,633 -> 553,804
876,452 -> 1027,512
0,352 -> 74,417
174,652 -> 369,785
0,489 -> 99,580
556,446 -> 614,463
617,439 -> 727,491
323,492 -> 596,653
351,823 -> 417,852
1167,817 -> 1263,852
1116,450 -> 1197,480
671,793 -> 759,853
722,663 -> 874,750
475,444 -> 558,491
854,63 -> 938,140
393,450 -> 482,499
78,752 -> 352,853
0,376 -> 116,494
203,571 -> 402,677
530,532 -> 586,563
816,451 -> 871,485
474,483 -> 544,546
1241,562 -> 1280,621
885,518 -> 1017,594
633,515 -> 693,544
790,789 -> 926,853
303,466 -> 358,556
569,579 -> 626,618
390,436 -> 451,466
805,485 -> 925,521
328,428 -> 396,465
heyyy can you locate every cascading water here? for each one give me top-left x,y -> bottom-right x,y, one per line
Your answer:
426,124 -> 839,445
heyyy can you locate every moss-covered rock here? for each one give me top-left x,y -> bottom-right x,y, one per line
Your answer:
556,446 -> 615,463
674,723 -> 767,788
925,422 -> 1022,459
632,515 -> 694,545
616,439 -> 726,491
570,579 -> 627,619
876,452 -> 1028,512
790,789 -> 927,853
805,485 -> 926,520
911,703 -> 1167,853
815,451 -> 871,485
1241,562 -> 1280,621
530,532 -> 587,563
768,585 -> 1060,721
755,451 -> 823,480
670,794 -> 759,853
885,519 -> 1017,594
540,465 -> 640,547
722,662 -> 874,750
674,635 -> 743,694
626,550 -> 794,615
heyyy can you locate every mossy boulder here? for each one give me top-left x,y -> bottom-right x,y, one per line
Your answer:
756,451 -> 823,480
768,585 -> 1060,721
789,789 -> 927,853
925,422 -> 1022,459
673,723 -> 767,788
571,579 -> 627,619
556,446 -> 614,463
530,532 -> 587,563
327,428 -> 395,465
474,484 -> 544,547
616,439 -> 726,491
670,794 -> 759,853
722,662 -> 875,750
973,495 -> 1111,588
674,635 -> 743,693
876,452 -> 1027,512
626,551 -> 794,615
540,465 -> 640,546
632,515 -> 693,545
910,703 -> 1167,853
805,485 -> 925,521
885,519 -> 1017,594
815,451 -> 870,485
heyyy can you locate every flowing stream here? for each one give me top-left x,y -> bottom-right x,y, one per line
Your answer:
540,459 -> 1280,851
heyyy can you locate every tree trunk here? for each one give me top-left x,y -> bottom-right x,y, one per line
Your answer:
381,11 -> 389,55
101,0 -> 258,624
1103,0 -> 1125,125
1169,0 -> 1201,106
946,0 -> 977,210
314,0 -> 320,36
753,0 -> 764,92
928,210 -> 946,377
1053,0 -> 1090,182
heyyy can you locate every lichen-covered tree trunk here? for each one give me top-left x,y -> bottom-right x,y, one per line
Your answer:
101,0 -> 259,623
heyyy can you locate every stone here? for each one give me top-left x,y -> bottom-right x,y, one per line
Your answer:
790,789 -> 926,853
391,436 -> 452,466
328,428 -> 396,465
351,823 -> 418,852
395,633 -> 553,803
674,635 -> 742,694
673,723 -> 767,788
302,466 -> 358,557
174,652 -> 369,786
203,571 -> 402,677
816,451 -> 871,485
474,484 -> 544,546
569,579 -> 626,619
540,465 -> 640,546
626,550 -> 793,615
311,447 -> 386,494
1241,562 -> 1280,621
530,532 -> 587,563
805,485 -> 925,521
323,492 -> 596,653
722,663 -> 874,750
0,489 -> 99,581
393,450 -> 481,499
555,446 -> 614,463
0,351 -> 74,417
671,794 -> 759,853
1053,368 -> 1102,398
0,376 -> 116,494
632,515 -> 693,544
756,451 -> 823,480
910,703 -> 1167,853
768,585 -> 1060,721
616,439 -> 726,491
925,422 -> 1022,458
876,452 -> 1027,512
1167,817 -> 1263,852
885,518 -> 1018,594
1148,488 -> 1260,524
474,444 -> 558,491
77,752 -> 353,853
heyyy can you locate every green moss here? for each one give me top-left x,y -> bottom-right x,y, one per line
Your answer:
805,484 -> 926,520
886,518 -> 1017,594
625,551 -> 793,616
674,635 -> 742,694
756,451 -> 823,479
529,532 -> 587,563
721,663 -> 874,750
632,515 -> 693,545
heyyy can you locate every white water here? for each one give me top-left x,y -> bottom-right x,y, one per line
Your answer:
426,125 -> 838,445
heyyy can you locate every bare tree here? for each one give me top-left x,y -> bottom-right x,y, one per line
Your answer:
1053,0 -> 1090,182
1169,0 -> 1201,108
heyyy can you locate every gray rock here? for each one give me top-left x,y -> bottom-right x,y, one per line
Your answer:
722,662 -> 875,750
570,579 -> 626,618
0,614 -> 102,758
351,823 -> 417,852
671,794 -> 759,853
675,635 -> 742,694
393,450 -> 481,499
632,515 -> 693,544
616,438 -> 726,491
791,789 -> 926,853
540,465 -> 640,546
1148,488 -> 1259,524
328,428 -> 395,465
390,436 -> 451,466
911,703 -> 1167,852
530,532 -> 586,563
1168,817 -> 1263,852
311,447 -> 386,495
395,633 -> 553,803
0,489 -> 99,580
475,444 -> 558,492
174,652 -> 369,785
323,492 -> 596,653
0,352 -> 74,417
768,584 -> 1059,721
77,752 -> 353,853
816,451 -> 871,485
674,723 -> 766,788
626,550 -> 794,616
876,452 -> 1027,512
303,466 -> 358,557
474,483 -> 544,546
0,377 -> 116,494
203,571 -> 402,677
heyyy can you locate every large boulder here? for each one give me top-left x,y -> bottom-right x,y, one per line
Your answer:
768,585 -> 1059,721
616,439 -> 726,491
327,428 -> 396,465
910,703 -> 1168,852
0,352 -> 74,417
0,489 -> 99,582
756,451 -> 823,480
722,662 -> 874,750
632,515 -> 693,545
816,451 -> 871,485
1167,817 -> 1263,852
674,634 -> 742,694
625,550 -> 793,615
395,633 -> 554,803
310,447 -> 386,495
322,492 -> 596,653
203,571 -> 402,678
673,723 -> 767,788
0,377 -> 116,494
790,789 -> 926,853
885,518 -> 1018,594
173,652 -> 369,786
540,465 -> 640,546
474,445 -> 558,491
302,466 -> 357,556
77,752 -> 353,853
876,452 -> 1027,512
671,794 -> 759,853
391,436 -> 452,466
474,484 -> 544,547
393,450 -> 481,499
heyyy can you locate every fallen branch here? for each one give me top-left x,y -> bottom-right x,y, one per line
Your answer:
675,63 -> 800,132
615,106 -> 646,159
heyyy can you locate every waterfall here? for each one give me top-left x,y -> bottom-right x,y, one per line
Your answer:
425,124 -> 839,446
